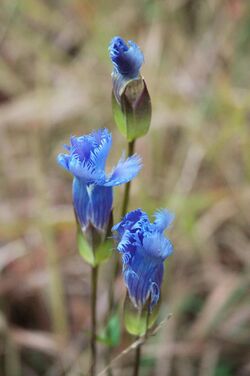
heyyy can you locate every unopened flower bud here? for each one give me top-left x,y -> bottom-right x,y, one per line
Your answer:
109,36 -> 151,141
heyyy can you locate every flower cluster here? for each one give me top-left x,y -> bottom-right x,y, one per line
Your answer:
57,35 -> 174,331
112,208 -> 174,311
57,129 -> 141,233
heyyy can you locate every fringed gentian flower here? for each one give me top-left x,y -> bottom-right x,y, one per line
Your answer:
109,36 -> 144,103
57,129 -> 141,235
109,36 -> 151,142
112,208 -> 174,311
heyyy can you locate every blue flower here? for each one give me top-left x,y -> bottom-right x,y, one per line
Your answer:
57,129 -> 142,233
109,36 -> 144,102
109,36 -> 144,78
112,209 -> 174,311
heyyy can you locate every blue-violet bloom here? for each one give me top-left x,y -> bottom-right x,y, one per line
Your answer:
57,129 -> 142,233
112,208 -> 174,311
109,36 -> 144,102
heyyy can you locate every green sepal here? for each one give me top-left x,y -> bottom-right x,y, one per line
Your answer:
112,91 -> 127,138
77,227 -> 113,266
112,78 -> 151,142
95,238 -> 113,265
124,293 -> 160,336
77,229 -> 95,266
97,313 -> 121,348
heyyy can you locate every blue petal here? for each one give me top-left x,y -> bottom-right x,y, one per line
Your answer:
70,129 -> 112,167
72,178 -> 90,230
72,178 -> 113,231
109,36 -> 144,78
122,252 -> 132,265
123,209 -> 148,230
112,208 -> 146,237
57,153 -> 70,172
69,156 -> 105,182
117,229 -> 131,253
112,208 -> 145,234
142,263 -> 163,310
125,251 -> 164,309
113,207 -> 174,310
58,129 -> 112,183
109,37 -> 144,103
149,282 -> 160,310
143,232 -> 173,260
112,209 -> 150,260
70,135 -> 93,162
124,267 -> 139,307
101,154 -> 142,187
89,130 -> 112,171
57,129 -> 141,188
89,184 -> 113,230
117,230 -> 138,262
153,209 -> 175,232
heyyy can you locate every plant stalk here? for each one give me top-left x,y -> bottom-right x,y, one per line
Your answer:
133,338 -> 141,376
133,303 -> 150,376
90,265 -> 99,376
121,140 -> 135,217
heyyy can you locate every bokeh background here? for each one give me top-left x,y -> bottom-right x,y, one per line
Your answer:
1,0 -> 250,375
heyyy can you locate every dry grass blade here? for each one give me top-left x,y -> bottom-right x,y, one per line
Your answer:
10,328 -> 61,356
188,274 -> 250,340
0,86 -> 90,129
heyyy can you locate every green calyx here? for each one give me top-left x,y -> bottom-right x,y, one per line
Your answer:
112,78 -> 152,142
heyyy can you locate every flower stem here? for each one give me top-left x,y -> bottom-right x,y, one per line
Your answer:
121,140 -> 135,217
133,339 -> 141,376
133,303 -> 150,376
90,265 -> 99,376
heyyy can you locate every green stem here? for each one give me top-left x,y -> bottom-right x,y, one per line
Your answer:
121,140 -> 135,217
90,265 -> 99,376
133,303 -> 150,376
133,338 -> 141,376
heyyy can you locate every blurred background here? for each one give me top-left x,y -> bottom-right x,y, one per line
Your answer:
0,0 -> 250,375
